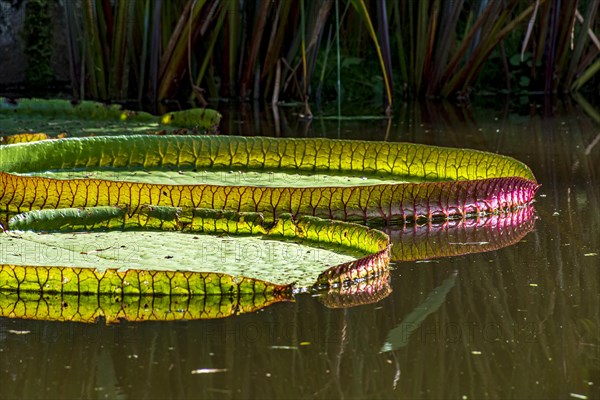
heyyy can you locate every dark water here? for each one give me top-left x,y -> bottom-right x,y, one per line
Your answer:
1,98 -> 599,399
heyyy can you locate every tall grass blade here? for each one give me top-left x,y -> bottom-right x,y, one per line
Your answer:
148,0 -> 163,104
304,0 -> 333,90
64,0 -> 82,99
261,1 -> 284,87
316,27 -> 334,108
567,1 -> 599,88
427,0 -> 464,95
137,0 -> 151,102
240,0 -> 271,98
521,0 -> 540,61
191,2 -> 228,101
376,0 -> 393,112
226,0 -> 240,97
391,1 -> 407,89
90,0 -> 109,99
158,0 -> 207,100
108,0 -> 131,99
442,1 -> 544,96
572,57 -> 600,91
440,1 -> 500,95
349,0 -> 393,110
335,0 -> 342,114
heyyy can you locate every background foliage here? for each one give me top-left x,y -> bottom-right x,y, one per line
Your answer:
30,0 -> 600,110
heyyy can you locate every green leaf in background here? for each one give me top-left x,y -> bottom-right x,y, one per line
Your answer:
0,98 -> 221,136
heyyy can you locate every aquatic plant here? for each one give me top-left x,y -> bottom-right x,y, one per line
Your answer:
58,0 -> 598,107
0,98 -> 221,136
0,99 -> 539,321
0,203 -> 537,322
0,135 -> 538,222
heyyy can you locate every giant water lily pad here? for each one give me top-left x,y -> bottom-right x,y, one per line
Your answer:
4,206 -> 389,290
0,206 -> 390,322
0,98 -> 221,137
0,135 -> 539,223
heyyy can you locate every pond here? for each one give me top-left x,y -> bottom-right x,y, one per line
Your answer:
0,98 -> 598,399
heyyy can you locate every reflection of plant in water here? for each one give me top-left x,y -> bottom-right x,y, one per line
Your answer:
318,270 -> 392,309
377,206 -> 538,351
387,205 -> 537,262
0,290 -> 292,323
381,272 -> 458,352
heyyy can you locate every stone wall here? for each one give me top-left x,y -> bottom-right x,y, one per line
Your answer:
0,0 -> 70,88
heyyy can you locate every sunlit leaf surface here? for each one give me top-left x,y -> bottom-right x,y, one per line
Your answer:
0,135 -> 539,223
1,206 -> 390,295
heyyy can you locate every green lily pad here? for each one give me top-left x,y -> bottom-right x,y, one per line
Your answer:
1,206 -> 390,295
0,98 -> 221,136
0,135 -> 539,224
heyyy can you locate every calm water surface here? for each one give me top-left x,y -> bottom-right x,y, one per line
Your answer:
1,99 -> 598,399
